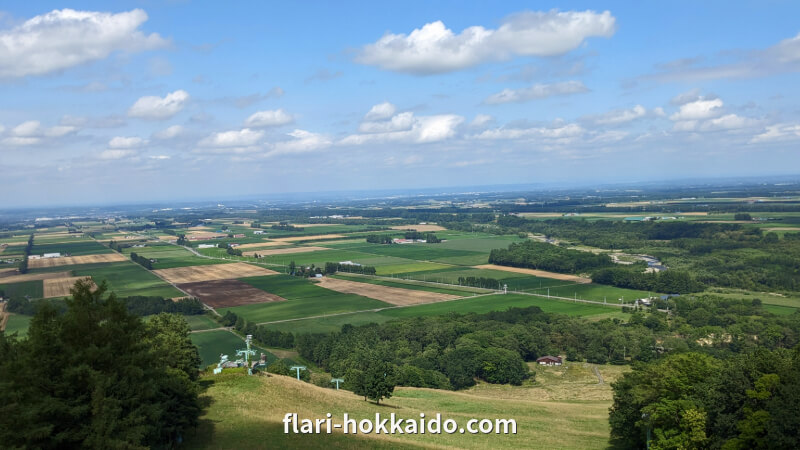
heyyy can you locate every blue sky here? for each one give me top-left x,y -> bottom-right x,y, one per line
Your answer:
1,1 -> 799,207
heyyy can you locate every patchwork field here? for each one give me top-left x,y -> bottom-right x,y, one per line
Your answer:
42,276 -> 94,298
154,262 -> 278,284
28,253 -> 127,269
73,262 -> 184,298
180,279 -> 286,308
274,234 -> 346,242
231,241 -> 288,250
315,277 -> 462,306
242,246 -> 330,257
0,270 -> 73,283
473,264 -> 593,283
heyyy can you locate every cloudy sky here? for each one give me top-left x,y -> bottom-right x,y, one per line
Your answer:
2,1 -> 799,207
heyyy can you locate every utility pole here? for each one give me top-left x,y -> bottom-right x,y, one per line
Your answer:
290,365 -> 307,380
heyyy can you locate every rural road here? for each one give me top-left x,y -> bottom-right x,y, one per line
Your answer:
592,365 -> 604,384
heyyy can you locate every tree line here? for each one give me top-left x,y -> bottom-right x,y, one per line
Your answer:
489,240 -> 614,273
18,233 -> 33,274
6,293 -> 204,317
130,251 -> 153,269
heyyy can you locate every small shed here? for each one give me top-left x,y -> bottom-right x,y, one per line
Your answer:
536,355 -> 563,366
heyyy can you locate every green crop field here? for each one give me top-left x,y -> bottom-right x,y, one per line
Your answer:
31,240 -> 110,256
3,314 -> 32,337
73,262 -> 183,298
263,293 -> 625,334
525,283 -> 655,303
190,330 -> 277,367
183,368 -> 614,449
0,280 -> 44,299
332,273 -> 485,295
217,275 -> 390,324
122,244 -> 228,269
186,314 -> 222,331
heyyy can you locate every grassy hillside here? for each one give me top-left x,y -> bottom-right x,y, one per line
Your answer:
183,362 -> 621,449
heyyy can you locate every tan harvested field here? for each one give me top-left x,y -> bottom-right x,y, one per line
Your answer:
0,267 -> 16,276
0,241 -> 28,246
273,234 -> 346,242
242,246 -> 330,257
43,277 -> 95,298
187,226 -> 214,231
473,264 -> 592,283
28,253 -> 127,269
187,231 -> 229,239
0,270 -> 73,284
390,224 -> 447,232
679,212 -> 709,216
295,223 -> 341,227
157,235 -> 178,241
179,279 -> 285,308
231,241 -> 287,250
153,262 -> 278,284
764,227 -> 800,232
316,277 -> 461,306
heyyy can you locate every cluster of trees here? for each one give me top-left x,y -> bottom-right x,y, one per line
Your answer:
592,267 -> 704,294
489,240 -> 613,273
129,251 -> 153,269
0,280 -> 201,448
734,212 -> 753,221
366,234 -> 394,244
287,261 -> 323,277
218,242 -> 243,256
457,276 -> 502,289
271,223 -> 303,231
176,234 -> 188,246
323,262 -> 377,275
219,310 -> 295,348
402,231 -> 442,243
610,349 -> 800,449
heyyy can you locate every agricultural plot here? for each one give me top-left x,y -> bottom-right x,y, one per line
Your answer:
392,267 -> 570,290
154,263 -> 277,284
42,276 -> 94,298
28,253 -> 127,269
0,280 -> 43,299
0,270 -> 73,284
333,273 -> 487,295
190,330 -> 277,368
230,241 -> 288,250
219,275 -> 390,324
314,277 -> 462,306
179,279 -> 286,308
31,240 -> 110,256
273,234 -> 346,242
242,246 -> 330,257
390,224 -> 446,232
3,314 -> 31,337
474,264 -> 592,283
73,262 -> 183,298
185,314 -> 221,331
525,283 -> 654,303
121,245 -> 227,269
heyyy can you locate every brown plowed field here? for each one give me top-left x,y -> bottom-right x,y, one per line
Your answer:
390,225 -> 446,232
315,277 -> 461,306
242,246 -> 330,257
0,270 -> 73,283
232,241 -> 288,250
153,262 -> 278,284
473,264 -> 592,283
43,277 -> 95,298
179,279 -> 286,308
28,253 -> 127,269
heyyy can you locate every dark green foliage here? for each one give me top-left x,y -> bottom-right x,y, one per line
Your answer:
0,279 -> 201,448
130,251 -> 153,269
366,234 -> 394,244
592,267 -> 704,294
323,262 -> 377,275
271,223 -> 303,231
734,213 -> 752,221
457,276 -> 501,289
489,240 -> 613,273
8,295 -> 203,317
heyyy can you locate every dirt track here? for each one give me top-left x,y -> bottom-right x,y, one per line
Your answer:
473,264 -> 592,283
43,277 -> 95,298
28,253 -> 127,269
315,277 -> 461,306
179,279 -> 286,308
153,262 -> 278,284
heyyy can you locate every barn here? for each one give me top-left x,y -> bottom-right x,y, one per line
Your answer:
536,355 -> 563,366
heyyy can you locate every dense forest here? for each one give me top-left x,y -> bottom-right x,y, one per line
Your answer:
489,240 -> 614,273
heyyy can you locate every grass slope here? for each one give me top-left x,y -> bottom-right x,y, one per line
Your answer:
184,369 -> 613,449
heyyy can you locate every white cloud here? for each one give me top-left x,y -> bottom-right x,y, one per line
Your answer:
12,120 -> 42,137
99,149 -> 136,160
475,123 -> 585,140
750,123 -> 800,143
9,120 -> 77,139
699,114 -> 759,131
341,110 -> 463,145
484,81 -> 588,104
44,126 -> 77,137
149,155 -> 171,160
0,9 -> 168,78
2,136 -> 41,146
587,105 -> 647,125
469,114 -> 494,127
153,125 -> 184,140
359,112 -> 414,133
244,109 -> 294,128
109,136 -> 147,148
670,98 -> 723,121
199,128 -> 264,147
364,102 -> 397,120
268,130 -> 332,156
128,90 -> 190,120
356,10 -> 616,74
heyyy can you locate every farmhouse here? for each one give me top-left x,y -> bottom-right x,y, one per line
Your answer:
253,230 -> 265,235
233,234 -> 245,238
536,356 -> 563,366
339,260 -> 361,266
29,252 -> 61,260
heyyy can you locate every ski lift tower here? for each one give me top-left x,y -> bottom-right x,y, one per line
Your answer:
214,354 -> 229,375
290,365 -> 307,380
331,377 -> 344,390
237,335 -> 256,375
503,284 -> 508,294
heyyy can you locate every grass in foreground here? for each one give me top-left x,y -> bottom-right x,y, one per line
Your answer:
183,370 -> 613,449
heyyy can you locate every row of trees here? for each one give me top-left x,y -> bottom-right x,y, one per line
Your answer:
366,234 -> 394,244
457,276 -> 502,289
323,262 -> 377,275
18,233 -> 33,274
218,242 -> 243,256
219,310 -> 295,348
129,251 -> 153,269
